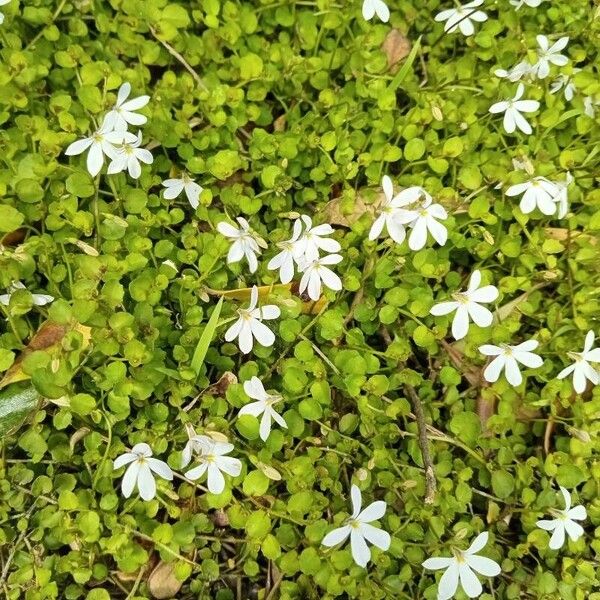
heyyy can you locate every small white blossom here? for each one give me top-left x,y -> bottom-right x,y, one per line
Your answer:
362,0 -> 389,22
550,73 -> 577,102
298,254 -> 343,301
369,176 -> 416,244
0,0 -> 10,24
397,194 -> 448,251
0,281 -> 54,306
536,487 -> 586,550
510,0 -> 545,8
506,177 -> 559,215
107,130 -> 153,179
532,35 -> 569,80
479,340 -> 543,386
113,443 -> 173,501
494,61 -> 535,82
239,376 -> 287,441
434,0 -> 487,36
224,286 -> 280,354
162,174 -> 204,209
322,485 -> 390,568
583,96 -> 600,118
552,171 -> 572,218
489,84 -> 540,135
430,270 -> 499,340
182,434 -> 242,495
557,330 -> 600,394
64,123 -> 121,177
267,218 -> 304,284
296,215 -> 341,262
422,532 -> 501,600
217,217 -> 267,274
102,82 -> 150,132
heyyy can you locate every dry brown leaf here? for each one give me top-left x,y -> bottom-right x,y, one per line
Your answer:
382,29 -> 412,71
322,190 -> 377,228
273,114 -> 286,132
544,227 -> 597,245
148,561 -> 183,599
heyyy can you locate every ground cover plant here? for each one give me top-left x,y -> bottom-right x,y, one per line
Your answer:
0,0 -> 599,598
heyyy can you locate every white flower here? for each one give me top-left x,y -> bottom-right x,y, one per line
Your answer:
64,122 -> 120,177
0,0 -> 10,24
552,171 -> 572,218
296,215 -> 341,262
0,281 -> 54,306
422,532 -> 501,600
217,217 -> 267,274
224,286 -> 280,354
583,96 -> 599,118
510,0 -> 544,8
182,434 -> 242,495
361,0 -> 389,22
536,487 -> 586,550
533,35 -> 569,80
557,330 -> 600,394
322,484 -> 390,568
479,340 -> 543,386
505,177 -> 559,215
489,83 -> 540,135
434,0 -> 487,36
430,270 -> 499,341
113,443 -> 173,501
494,61 -> 534,82
162,174 -> 204,209
550,74 -> 577,102
239,376 -> 287,441
107,130 -> 153,179
298,254 -> 343,301
398,194 -> 448,251
102,82 -> 150,132
267,218 -> 304,284
369,176 -> 417,244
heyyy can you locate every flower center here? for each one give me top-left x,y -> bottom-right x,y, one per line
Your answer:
452,292 -> 469,305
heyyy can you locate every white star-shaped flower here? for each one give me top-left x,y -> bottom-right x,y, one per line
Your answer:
532,35 -> 569,80
182,434 -> 242,495
298,254 -> 343,301
505,176 -> 559,215
267,218 -> 304,284
430,270 -> 499,340
162,174 -> 204,209
113,443 -> 173,501
64,123 -> 121,177
398,194 -> 448,251
217,217 -> 267,274
536,487 -> 586,550
557,330 -> 600,394
479,340 -> 543,386
107,130 -> 153,179
489,83 -> 540,135
0,281 -> 54,306
296,215 -> 341,262
552,171 -> 572,218
422,532 -> 501,600
550,73 -> 577,102
0,0 -> 11,24
494,61 -> 535,82
362,0 -> 390,22
239,376 -> 287,441
102,82 -> 150,132
224,286 -> 280,354
510,0 -> 545,8
322,484 -> 390,568
434,0 -> 487,36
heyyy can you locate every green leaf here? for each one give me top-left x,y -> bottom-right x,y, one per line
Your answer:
0,383 -> 41,437
0,205 -> 24,232
191,296 -> 224,377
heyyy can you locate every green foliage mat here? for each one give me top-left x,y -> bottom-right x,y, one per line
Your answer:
1,0 -> 599,599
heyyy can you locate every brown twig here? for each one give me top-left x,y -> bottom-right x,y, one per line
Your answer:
404,384 -> 437,504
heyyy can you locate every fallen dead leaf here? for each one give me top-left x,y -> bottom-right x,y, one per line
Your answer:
322,189 -> 378,228
544,227 -> 597,246
382,29 -> 412,72
148,561 -> 183,599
